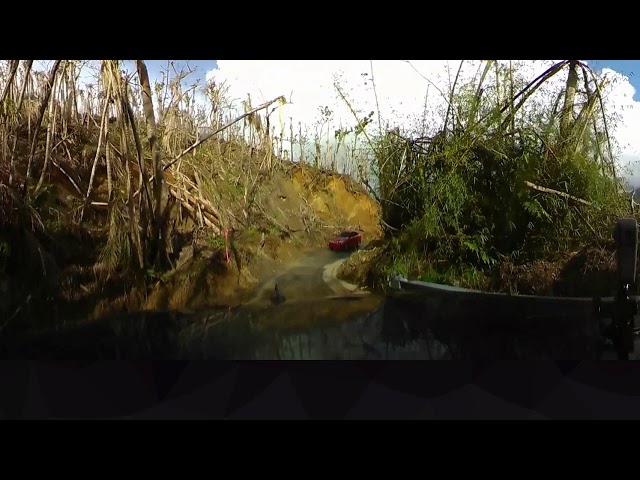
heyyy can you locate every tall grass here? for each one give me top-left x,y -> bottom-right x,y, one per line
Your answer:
331,60 -> 630,285
0,59 -> 632,297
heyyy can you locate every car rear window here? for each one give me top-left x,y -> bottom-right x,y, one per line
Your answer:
339,231 -> 351,237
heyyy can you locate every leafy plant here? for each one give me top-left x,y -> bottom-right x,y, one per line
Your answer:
335,60 -> 629,285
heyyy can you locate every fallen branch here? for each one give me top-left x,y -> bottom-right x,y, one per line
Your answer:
162,95 -> 286,172
169,187 -> 221,234
169,185 -> 220,221
189,190 -> 221,220
174,194 -> 221,235
51,156 -> 84,199
131,92 -> 283,200
524,180 -> 592,206
381,219 -> 400,231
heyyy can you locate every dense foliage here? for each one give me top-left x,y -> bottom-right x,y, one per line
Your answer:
363,61 -> 630,286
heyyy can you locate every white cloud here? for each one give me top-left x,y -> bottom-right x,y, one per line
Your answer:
26,60 -> 640,186
205,60 -> 640,185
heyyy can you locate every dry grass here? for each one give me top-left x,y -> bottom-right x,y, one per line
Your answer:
0,59 -> 383,335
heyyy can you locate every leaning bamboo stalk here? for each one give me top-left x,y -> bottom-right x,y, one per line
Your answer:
24,60 -> 61,196
560,60 -> 579,139
132,95 -> 286,201
443,60 -> 464,134
51,154 -> 83,198
69,62 -> 80,123
0,60 -> 19,107
468,60 -> 493,128
104,61 -> 144,269
120,115 -> 144,269
524,180 -> 592,206
586,66 -> 618,181
34,74 -> 59,196
162,95 -> 286,172
106,141 -> 113,201
80,81 -> 110,222
122,81 -> 154,220
19,62 -> 34,106
495,60 -> 569,131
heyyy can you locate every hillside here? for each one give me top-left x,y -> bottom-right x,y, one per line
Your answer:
0,60 -> 382,335
1,59 -> 637,341
1,141 -> 382,331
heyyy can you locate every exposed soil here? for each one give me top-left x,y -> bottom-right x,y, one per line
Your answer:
126,164 -> 384,316
1,147 -> 384,330
1,127 -> 622,336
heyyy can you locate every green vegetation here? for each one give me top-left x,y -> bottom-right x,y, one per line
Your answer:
337,60 -> 631,289
0,58 -> 635,334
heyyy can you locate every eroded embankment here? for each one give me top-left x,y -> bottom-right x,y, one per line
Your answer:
77,163 -> 383,321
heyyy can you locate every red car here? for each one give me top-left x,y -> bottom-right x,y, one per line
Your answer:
328,230 -> 362,251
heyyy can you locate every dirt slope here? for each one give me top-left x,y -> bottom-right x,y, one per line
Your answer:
1,130 -> 383,328
91,163 -> 383,319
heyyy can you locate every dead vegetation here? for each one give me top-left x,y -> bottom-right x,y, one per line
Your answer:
0,60 -> 382,332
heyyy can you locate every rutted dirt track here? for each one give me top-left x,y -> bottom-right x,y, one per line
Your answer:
76,163 -> 385,321
245,248 -> 366,307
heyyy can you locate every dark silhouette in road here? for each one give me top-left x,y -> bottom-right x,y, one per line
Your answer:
270,283 -> 286,305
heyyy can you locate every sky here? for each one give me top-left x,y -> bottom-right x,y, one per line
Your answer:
587,60 -> 640,100
204,60 -> 640,186
144,60 -> 217,85
30,60 -> 640,187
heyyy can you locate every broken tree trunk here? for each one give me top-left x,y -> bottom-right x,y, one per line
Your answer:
137,59 -> 170,268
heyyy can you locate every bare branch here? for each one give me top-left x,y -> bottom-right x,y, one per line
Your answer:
162,95 -> 286,171
524,180 -> 592,206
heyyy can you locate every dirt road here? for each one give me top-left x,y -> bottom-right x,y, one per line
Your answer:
245,247 -> 367,306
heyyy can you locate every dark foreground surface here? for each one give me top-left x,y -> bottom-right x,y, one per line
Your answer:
0,287 -> 636,360
1,247 -> 636,360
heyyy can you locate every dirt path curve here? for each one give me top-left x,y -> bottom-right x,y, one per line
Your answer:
244,247 -> 366,306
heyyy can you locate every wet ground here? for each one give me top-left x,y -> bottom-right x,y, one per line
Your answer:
181,247 -> 401,359
244,248 -> 361,306
1,247 -> 638,359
